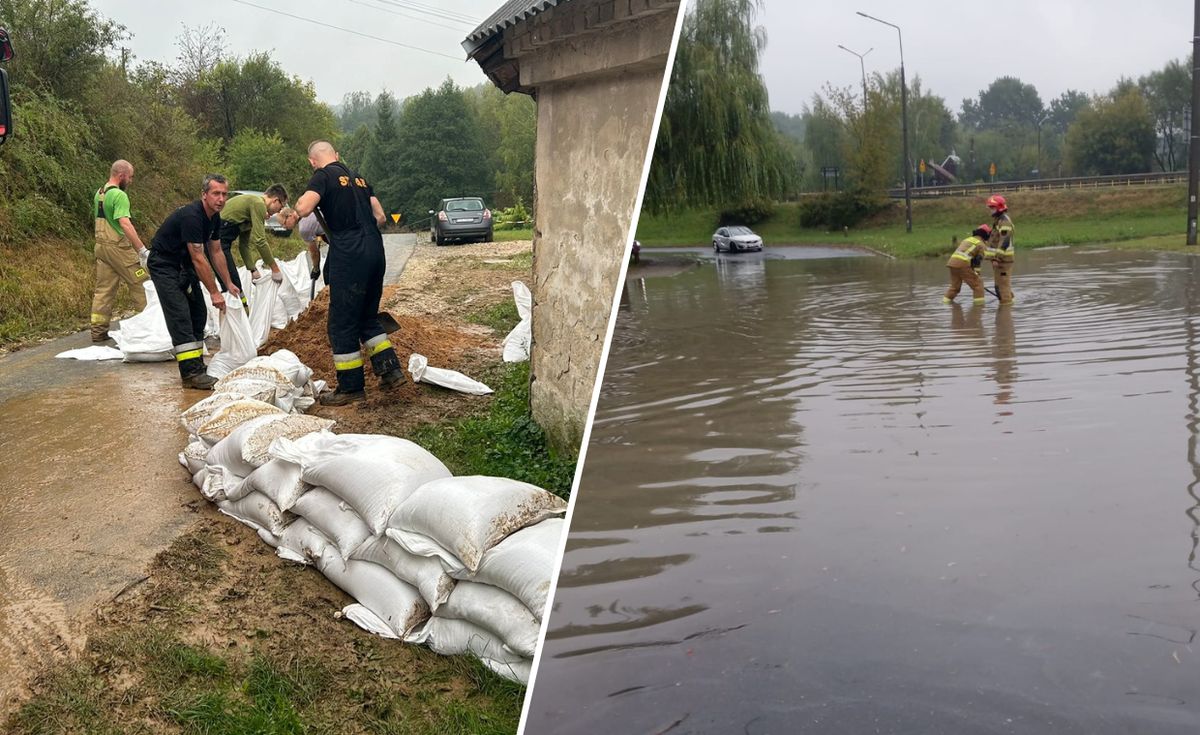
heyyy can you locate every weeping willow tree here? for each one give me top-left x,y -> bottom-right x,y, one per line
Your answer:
644,0 -> 796,216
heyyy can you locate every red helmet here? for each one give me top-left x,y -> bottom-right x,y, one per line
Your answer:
986,194 -> 1007,213
973,224 -> 992,239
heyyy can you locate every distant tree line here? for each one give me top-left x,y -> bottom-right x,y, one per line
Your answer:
333,80 -> 535,228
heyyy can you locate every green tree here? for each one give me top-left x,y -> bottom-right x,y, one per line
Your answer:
644,0 -> 795,214
0,0 -> 124,101
960,76 -> 1044,131
223,129 -> 306,193
801,96 -> 845,190
337,90 -> 382,134
362,92 -> 402,208
1139,57 -> 1191,171
1047,90 -> 1089,134
1065,88 -> 1155,175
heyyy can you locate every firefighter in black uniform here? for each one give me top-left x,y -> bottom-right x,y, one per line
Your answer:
293,141 -> 404,405
147,173 -> 239,390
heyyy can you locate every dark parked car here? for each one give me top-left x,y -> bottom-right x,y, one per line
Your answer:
430,197 -> 493,245
232,190 -> 291,237
712,225 -> 763,253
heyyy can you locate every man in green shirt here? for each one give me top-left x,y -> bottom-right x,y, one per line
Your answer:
91,159 -> 151,342
213,185 -> 288,304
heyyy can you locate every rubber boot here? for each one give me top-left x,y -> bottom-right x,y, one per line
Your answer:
319,389 -> 366,406
178,356 -> 216,390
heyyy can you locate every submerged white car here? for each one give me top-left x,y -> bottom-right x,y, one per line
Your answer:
712,225 -> 763,252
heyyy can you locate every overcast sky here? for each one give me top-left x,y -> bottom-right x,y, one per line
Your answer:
89,0 -> 500,104
759,0 -> 1196,116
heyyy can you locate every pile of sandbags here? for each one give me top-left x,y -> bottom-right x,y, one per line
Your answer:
176,358 -> 567,684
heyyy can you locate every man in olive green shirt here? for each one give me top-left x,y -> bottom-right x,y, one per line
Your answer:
213,185 -> 288,303
91,159 -> 151,342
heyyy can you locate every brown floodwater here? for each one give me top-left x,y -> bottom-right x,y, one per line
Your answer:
526,247 -> 1200,734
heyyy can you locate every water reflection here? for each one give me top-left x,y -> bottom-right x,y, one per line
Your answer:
529,248 -> 1200,734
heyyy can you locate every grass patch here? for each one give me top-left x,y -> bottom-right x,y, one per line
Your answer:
411,362 -> 576,498
467,299 -> 521,334
636,184 -> 1192,259
492,228 -> 532,242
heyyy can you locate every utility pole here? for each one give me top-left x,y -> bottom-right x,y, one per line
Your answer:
857,11 -> 911,233
1189,0 -> 1200,244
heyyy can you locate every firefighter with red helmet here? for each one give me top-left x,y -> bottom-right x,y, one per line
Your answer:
984,194 -> 1015,303
943,224 -> 992,304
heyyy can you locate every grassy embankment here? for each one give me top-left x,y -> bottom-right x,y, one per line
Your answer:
635,184 -> 1191,258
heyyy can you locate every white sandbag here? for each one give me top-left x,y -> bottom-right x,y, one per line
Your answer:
195,399 -> 285,445
438,581 -> 540,657
407,354 -> 493,395
276,522 -> 336,565
207,297 -> 258,379
317,548 -> 430,638
180,391 -> 251,435
463,518 -> 564,619
199,468 -> 227,502
258,350 -> 312,388
248,271 -> 280,348
240,415 -> 334,468
271,271 -> 303,329
192,467 -> 208,491
409,617 -> 529,684
502,281 -> 532,363
216,362 -> 304,412
282,250 -> 324,310
112,280 -> 173,361
257,528 -> 280,548
290,487 -> 373,558
349,535 -> 455,611
181,439 -> 209,475
206,415 -> 287,478
226,458 -> 308,508
342,603 -> 400,639
272,433 -> 451,535
217,490 -> 294,536
387,476 -> 568,573
214,377 -> 279,406
55,345 -> 124,360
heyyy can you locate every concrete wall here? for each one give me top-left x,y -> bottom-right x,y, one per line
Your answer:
520,8 -> 675,452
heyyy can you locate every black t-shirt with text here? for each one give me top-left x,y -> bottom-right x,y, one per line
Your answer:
306,162 -> 375,233
151,200 -> 222,265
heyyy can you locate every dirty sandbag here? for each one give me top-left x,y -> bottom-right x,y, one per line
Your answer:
248,270 -> 280,348
256,350 -> 312,388
207,415 -> 288,479
271,270 -> 303,329
342,603 -> 400,639
216,362 -> 305,413
180,439 -> 209,475
386,476 -> 568,574
407,354 -> 493,395
502,281 -> 532,363
275,433 -> 451,536
113,281 -> 174,362
409,617 -> 530,684
350,535 -> 456,611
240,414 -> 334,468
217,490 -> 294,536
225,458 -> 307,508
207,297 -> 258,379
460,518 -> 564,619
289,487 -> 374,558
55,345 -> 123,361
195,399 -> 285,445
437,581 -> 541,657
276,522 -> 337,565
257,527 -> 280,549
192,467 -> 208,491
181,391 -> 251,435
317,546 -> 430,638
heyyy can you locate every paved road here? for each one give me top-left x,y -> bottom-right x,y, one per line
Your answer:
0,233 -> 415,708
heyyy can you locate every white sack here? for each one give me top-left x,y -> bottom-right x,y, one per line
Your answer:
195,399 -> 285,445
215,362 -> 304,412
271,270 -> 304,329
317,548 -> 430,638
113,280 -> 173,361
180,391 -> 251,435
289,487 -> 373,558
191,467 -> 208,491
247,271 -> 280,348
55,345 -> 124,361
349,535 -> 455,611
501,281 -> 532,363
438,581 -> 540,657
214,377 -> 279,406
226,458 -> 308,508
207,297 -> 258,379
181,439 -> 209,475
410,617 -> 530,684
462,518 -> 564,619
257,527 -> 281,548
387,476 -> 567,573
257,350 -> 312,388
407,354 -> 493,395
217,490 -> 294,536
240,414 -> 334,468
281,250 -> 324,311
206,415 -> 287,479
276,522 -> 336,565
272,433 -> 450,535
342,603 -> 400,639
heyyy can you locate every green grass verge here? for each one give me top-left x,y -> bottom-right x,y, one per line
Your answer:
411,362 -> 576,499
467,299 -> 521,334
492,228 -> 533,242
636,184 -> 1192,259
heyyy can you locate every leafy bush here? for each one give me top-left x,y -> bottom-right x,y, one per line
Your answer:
797,189 -> 889,229
717,199 -> 775,226
493,200 -> 531,231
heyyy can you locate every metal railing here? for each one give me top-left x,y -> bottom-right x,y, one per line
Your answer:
886,171 -> 1188,199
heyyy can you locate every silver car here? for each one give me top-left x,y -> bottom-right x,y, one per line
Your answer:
712,225 -> 763,252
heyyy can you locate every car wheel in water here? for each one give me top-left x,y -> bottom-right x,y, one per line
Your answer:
713,241 -> 720,252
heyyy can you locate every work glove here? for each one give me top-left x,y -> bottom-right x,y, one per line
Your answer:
271,270 -> 283,283
137,247 -> 149,269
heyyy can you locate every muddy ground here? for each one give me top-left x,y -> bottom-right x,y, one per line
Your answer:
4,239 -> 533,731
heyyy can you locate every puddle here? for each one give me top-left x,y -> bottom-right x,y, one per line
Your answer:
527,249 -> 1200,734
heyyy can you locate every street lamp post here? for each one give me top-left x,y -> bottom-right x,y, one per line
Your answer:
1189,0 -> 1200,244
836,44 -> 873,108
857,11 -> 911,233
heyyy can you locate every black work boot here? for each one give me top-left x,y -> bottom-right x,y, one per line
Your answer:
318,389 -> 366,406
181,372 -> 217,390
379,368 -> 406,389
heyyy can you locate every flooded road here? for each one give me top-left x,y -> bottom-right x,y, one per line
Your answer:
527,247 -> 1200,734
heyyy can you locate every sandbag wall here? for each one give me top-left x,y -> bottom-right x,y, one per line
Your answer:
177,349 -> 566,684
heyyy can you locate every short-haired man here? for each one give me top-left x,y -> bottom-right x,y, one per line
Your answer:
217,185 -> 288,300
91,159 -> 151,342
147,174 -> 239,389
292,140 -> 403,405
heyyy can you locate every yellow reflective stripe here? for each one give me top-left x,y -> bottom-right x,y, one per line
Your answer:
368,339 -> 392,356
951,251 -> 972,261
90,312 -> 108,323
134,268 -> 147,278
335,358 -> 364,371
175,349 -> 203,361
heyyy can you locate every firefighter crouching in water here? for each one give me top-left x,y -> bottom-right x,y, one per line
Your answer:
985,194 -> 1015,303
291,140 -> 404,406
943,224 -> 992,304
91,159 -> 151,342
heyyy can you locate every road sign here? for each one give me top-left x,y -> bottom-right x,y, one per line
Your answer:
989,162 -> 996,177
391,213 -> 401,224
919,159 -> 926,174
